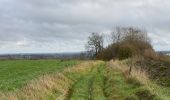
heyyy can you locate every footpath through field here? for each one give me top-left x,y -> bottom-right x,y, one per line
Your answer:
64,61 -> 167,100
0,60 -> 167,100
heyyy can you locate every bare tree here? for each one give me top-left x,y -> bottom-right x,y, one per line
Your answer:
123,27 -> 150,44
111,27 -> 150,45
86,33 -> 104,57
111,27 -> 125,43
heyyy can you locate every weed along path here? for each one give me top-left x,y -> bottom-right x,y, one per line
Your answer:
0,60 -> 168,100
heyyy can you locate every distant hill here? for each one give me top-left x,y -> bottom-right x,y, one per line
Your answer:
157,51 -> 170,55
0,52 -> 92,60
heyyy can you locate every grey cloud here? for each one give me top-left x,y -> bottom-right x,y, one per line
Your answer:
0,0 -> 170,53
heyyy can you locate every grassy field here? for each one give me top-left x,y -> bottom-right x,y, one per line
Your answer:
0,60 -> 77,91
0,60 -> 169,100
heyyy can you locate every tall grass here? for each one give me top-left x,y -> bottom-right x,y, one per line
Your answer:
112,60 -> 170,100
105,61 -> 144,100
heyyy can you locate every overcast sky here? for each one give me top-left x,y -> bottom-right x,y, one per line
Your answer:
0,0 -> 170,54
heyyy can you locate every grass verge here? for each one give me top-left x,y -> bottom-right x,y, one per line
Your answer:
111,60 -> 170,100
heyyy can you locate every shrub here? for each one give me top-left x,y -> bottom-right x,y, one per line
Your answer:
117,45 -> 133,60
96,27 -> 154,60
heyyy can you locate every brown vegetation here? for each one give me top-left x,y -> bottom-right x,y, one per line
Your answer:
110,60 -> 170,100
96,27 -> 154,60
133,56 -> 170,87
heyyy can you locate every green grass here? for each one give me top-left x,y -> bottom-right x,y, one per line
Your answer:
0,60 -> 169,100
92,63 -> 107,100
0,60 -> 77,91
70,75 -> 93,100
104,65 -> 161,100
67,61 -> 154,100
69,62 -> 107,100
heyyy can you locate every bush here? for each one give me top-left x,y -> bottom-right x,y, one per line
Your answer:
117,45 -> 133,60
96,46 -> 114,60
95,27 -> 154,60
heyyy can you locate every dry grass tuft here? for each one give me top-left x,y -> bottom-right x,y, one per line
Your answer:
109,60 -> 170,100
112,60 -> 150,86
